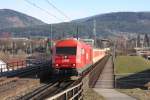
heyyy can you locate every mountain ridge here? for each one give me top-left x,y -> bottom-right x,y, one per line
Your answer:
1,10 -> 150,38
0,9 -> 45,29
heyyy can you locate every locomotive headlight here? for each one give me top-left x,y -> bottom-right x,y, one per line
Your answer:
72,64 -> 76,67
55,64 -> 59,67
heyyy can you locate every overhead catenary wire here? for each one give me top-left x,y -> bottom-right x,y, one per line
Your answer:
45,0 -> 80,38
24,0 -> 95,39
24,0 -> 63,22
45,0 -> 71,21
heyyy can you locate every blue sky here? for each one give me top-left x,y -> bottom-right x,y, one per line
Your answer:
0,0 -> 150,23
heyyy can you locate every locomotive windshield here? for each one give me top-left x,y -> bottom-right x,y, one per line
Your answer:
56,47 -> 76,55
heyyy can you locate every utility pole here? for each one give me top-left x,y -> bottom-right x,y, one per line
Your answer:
76,25 -> 79,40
136,37 -> 137,48
93,19 -> 97,47
30,38 -> 32,56
50,24 -> 52,48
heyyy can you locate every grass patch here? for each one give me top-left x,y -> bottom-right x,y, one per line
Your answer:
115,56 -> 150,74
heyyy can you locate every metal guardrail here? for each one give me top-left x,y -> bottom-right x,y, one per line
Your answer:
46,82 -> 83,100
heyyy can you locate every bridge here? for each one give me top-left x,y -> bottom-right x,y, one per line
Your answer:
0,55 -> 138,100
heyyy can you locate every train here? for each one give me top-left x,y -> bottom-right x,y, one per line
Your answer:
52,38 -> 106,76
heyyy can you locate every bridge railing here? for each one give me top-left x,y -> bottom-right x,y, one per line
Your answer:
47,82 -> 83,100
0,60 -> 26,72
0,58 -> 50,73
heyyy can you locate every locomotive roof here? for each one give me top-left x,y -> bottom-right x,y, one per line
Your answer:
55,39 -> 89,47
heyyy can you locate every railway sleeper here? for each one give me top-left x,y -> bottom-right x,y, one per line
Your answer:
0,77 -> 19,87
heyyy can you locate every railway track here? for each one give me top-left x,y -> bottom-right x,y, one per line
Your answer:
0,60 -> 53,100
0,77 -> 40,100
0,76 -> 80,100
12,77 -> 77,100
0,77 -> 19,87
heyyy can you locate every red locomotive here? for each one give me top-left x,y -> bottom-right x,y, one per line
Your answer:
52,38 -> 106,75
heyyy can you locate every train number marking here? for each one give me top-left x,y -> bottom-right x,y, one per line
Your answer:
62,59 -> 69,62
